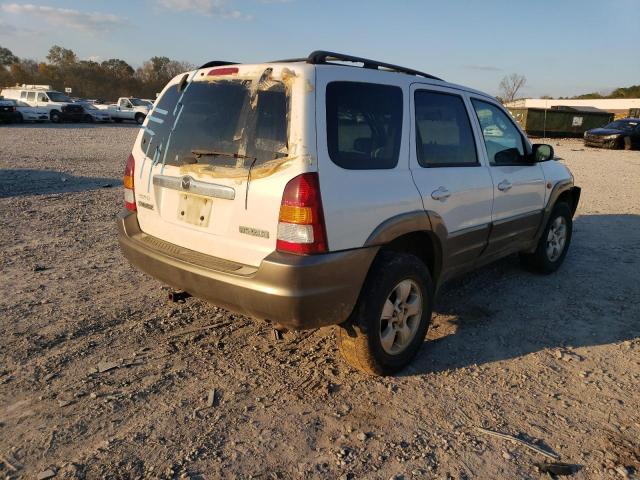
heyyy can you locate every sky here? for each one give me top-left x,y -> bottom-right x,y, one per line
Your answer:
0,0 -> 639,98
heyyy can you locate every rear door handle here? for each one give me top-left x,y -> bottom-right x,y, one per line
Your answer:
431,186 -> 451,201
498,180 -> 512,192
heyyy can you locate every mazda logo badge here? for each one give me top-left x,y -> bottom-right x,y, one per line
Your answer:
181,176 -> 192,190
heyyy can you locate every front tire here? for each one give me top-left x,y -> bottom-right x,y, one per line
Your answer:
520,202 -> 573,274
135,113 -> 145,125
337,251 -> 433,375
623,136 -> 633,150
50,110 -> 61,123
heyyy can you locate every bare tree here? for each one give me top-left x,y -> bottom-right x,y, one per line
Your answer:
499,73 -> 527,103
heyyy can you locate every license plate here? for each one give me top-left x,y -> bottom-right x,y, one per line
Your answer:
177,193 -> 212,227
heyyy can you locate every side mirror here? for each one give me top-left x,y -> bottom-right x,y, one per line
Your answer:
532,143 -> 554,162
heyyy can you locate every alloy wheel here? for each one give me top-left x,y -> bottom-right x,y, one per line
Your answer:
546,216 -> 567,262
379,279 -> 423,355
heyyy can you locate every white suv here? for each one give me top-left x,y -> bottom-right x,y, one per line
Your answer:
118,51 -> 581,375
0,85 -> 84,122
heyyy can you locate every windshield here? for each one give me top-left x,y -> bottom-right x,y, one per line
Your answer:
47,91 -> 72,102
130,98 -> 148,107
80,103 -> 97,110
141,75 -> 289,169
604,120 -> 636,132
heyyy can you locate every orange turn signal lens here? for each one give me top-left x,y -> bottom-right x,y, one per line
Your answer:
123,175 -> 134,189
279,205 -> 313,224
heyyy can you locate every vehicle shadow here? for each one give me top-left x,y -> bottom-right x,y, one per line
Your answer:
0,168 -> 120,198
403,213 -> 640,376
1,122 -> 139,129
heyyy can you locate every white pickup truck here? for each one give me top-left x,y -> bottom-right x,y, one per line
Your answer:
96,97 -> 151,124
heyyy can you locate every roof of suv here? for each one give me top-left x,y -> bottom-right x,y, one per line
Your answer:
197,50 -> 496,102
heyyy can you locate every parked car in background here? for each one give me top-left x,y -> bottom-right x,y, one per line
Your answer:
584,118 -> 640,150
0,85 -> 84,123
0,99 -> 21,123
77,102 -> 111,123
95,97 -> 150,124
118,51 -> 581,375
0,98 -> 48,123
3,99 -> 49,122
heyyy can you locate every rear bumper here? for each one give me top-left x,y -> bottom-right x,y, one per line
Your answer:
117,211 -> 377,329
61,111 -> 84,121
0,112 -> 20,122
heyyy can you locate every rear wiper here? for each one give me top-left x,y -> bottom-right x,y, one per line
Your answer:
191,149 -> 255,160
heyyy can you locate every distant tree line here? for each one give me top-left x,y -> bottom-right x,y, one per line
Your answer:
0,45 -> 194,101
571,85 -> 640,100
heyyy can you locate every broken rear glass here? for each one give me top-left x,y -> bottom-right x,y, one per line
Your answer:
141,75 -> 289,170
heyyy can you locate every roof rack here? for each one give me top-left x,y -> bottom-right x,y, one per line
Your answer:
306,51 -> 443,81
200,52 -> 443,81
198,60 -> 238,69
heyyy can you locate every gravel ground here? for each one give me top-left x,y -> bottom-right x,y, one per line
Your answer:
1,124 -> 639,479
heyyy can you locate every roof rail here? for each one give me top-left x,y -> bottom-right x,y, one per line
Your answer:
198,60 -> 239,69
306,51 -> 442,81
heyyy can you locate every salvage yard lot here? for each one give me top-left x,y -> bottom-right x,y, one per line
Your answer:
1,124 -> 639,479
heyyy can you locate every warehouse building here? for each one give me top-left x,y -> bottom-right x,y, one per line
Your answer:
505,98 -> 640,118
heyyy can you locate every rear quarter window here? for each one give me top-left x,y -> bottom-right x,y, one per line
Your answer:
326,82 -> 403,170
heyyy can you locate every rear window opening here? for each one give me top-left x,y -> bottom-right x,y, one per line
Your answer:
142,73 -> 289,172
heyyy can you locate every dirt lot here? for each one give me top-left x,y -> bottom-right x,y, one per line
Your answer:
1,124 -> 639,479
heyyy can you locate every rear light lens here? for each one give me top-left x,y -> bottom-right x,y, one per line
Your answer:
276,173 -> 327,254
123,153 -> 136,211
207,67 -> 239,76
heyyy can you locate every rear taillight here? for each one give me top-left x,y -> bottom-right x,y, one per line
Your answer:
276,173 -> 327,255
123,153 -> 136,211
207,67 -> 239,76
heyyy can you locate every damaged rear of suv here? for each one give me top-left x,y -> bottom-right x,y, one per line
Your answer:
119,52 -> 580,375
119,59 -> 372,330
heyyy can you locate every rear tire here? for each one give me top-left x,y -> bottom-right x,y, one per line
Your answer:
50,110 -> 61,123
135,113 -> 145,125
623,136 -> 632,150
520,202 -> 572,274
337,251 -> 433,375
15,113 -> 23,124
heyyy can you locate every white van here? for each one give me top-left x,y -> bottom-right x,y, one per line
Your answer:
0,85 -> 84,122
118,51 -> 580,375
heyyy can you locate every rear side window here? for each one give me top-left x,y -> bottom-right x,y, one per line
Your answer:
414,90 -> 478,167
326,82 -> 402,169
27,92 -> 35,102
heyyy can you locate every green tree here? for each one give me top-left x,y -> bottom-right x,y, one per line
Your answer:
150,56 -> 170,74
0,46 -> 18,67
46,45 -> 78,66
101,58 -> 134,78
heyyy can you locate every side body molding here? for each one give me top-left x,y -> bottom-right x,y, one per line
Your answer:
360,179 -> 581,290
